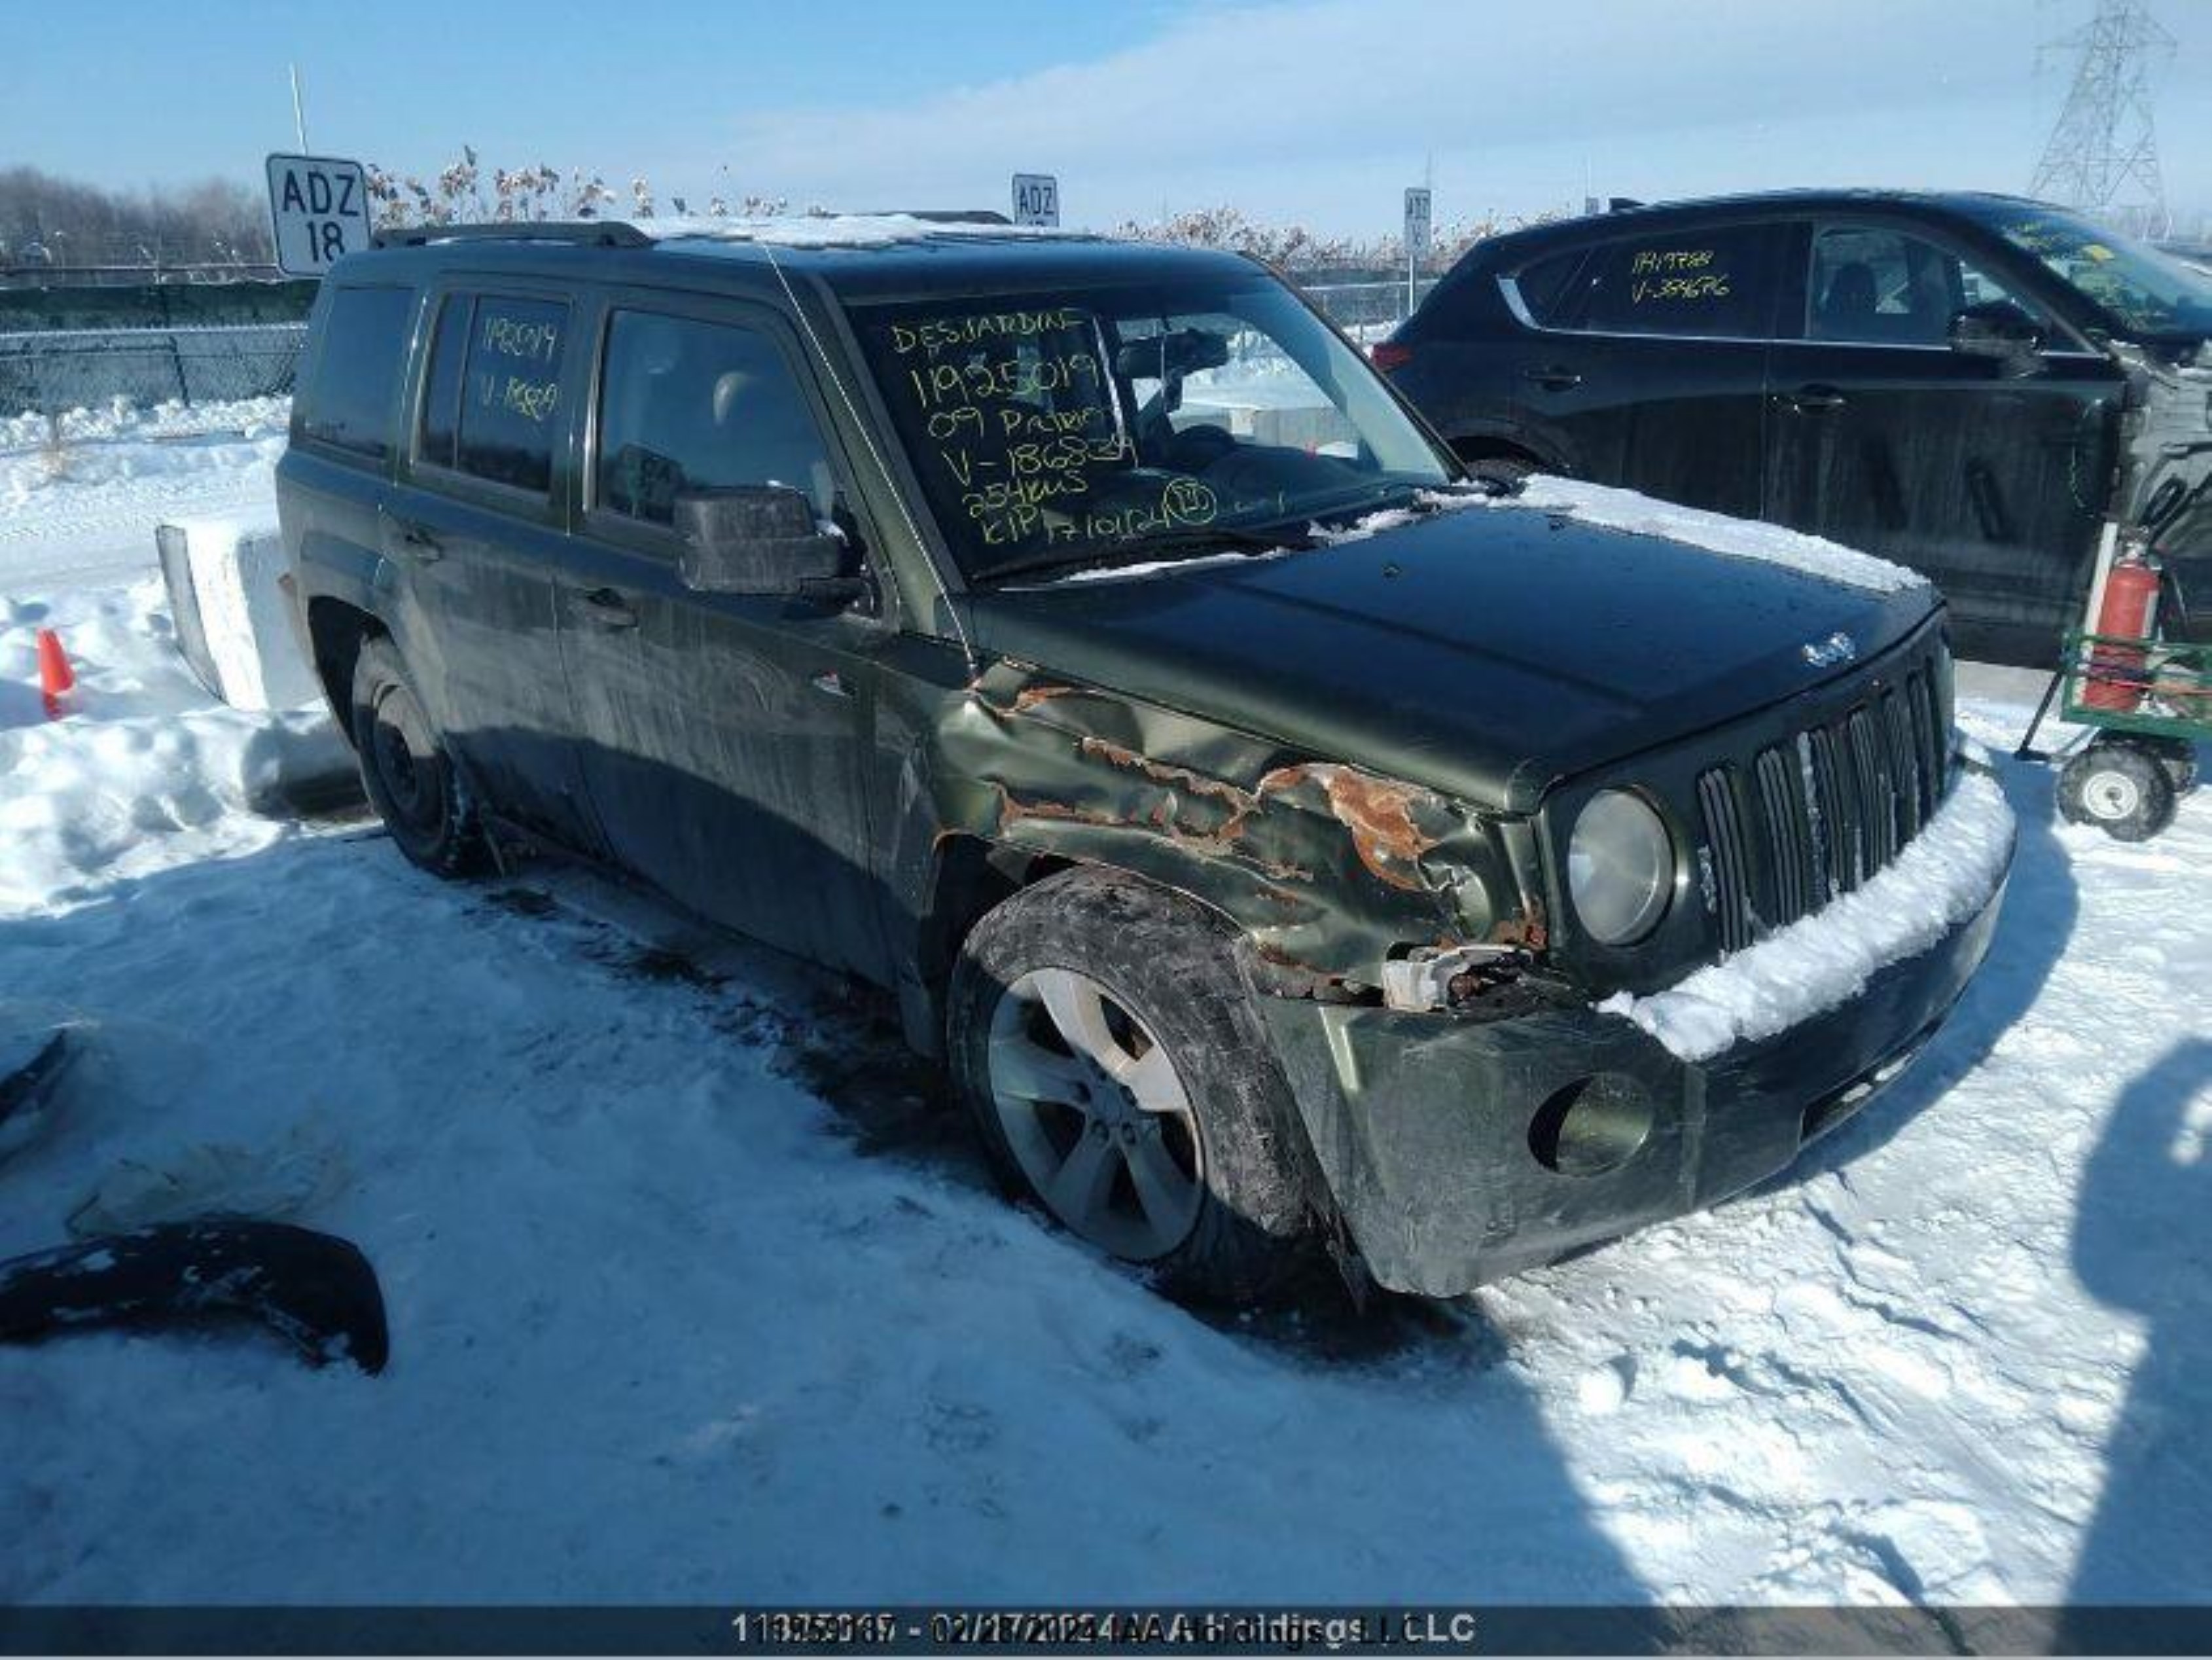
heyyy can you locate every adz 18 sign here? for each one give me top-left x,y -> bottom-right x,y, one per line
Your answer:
266,154 -> 372,278
1011,173 -> 1060,228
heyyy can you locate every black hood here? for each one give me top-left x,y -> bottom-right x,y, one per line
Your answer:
966,504 -> 1940,812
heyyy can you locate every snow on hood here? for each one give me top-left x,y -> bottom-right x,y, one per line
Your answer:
1508,477 -> 1928,595
1599,768 -> 2016,1062
635,214 -> 1086,250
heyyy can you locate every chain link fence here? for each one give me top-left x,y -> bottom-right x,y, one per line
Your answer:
1299,276 -> 1443,336
0,323 -> 306,419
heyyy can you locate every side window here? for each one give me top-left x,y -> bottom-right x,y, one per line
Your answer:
1560,225 -> 1778,338
455,297 -> 568,494
1808,225 -> 2025,345
416,295 -> 471,470
594,310 -> 836,528
299,285 -> 416,461
1509,247 -> 1588,326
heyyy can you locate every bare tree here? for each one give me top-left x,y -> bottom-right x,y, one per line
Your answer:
0,168 -> 271,268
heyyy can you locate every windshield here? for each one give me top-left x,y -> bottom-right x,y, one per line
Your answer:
1975,205 -> 2212,341
847,275 -> 1454,581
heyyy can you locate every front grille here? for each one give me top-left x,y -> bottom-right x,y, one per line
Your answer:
1695,654 -> 1951,952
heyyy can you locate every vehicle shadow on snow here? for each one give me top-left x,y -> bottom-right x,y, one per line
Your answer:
529,872 -> 1491,1365
1743,752 -> 2080,1195
2063,1036 -> 2212,1625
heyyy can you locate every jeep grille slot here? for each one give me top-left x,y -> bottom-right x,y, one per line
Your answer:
1753,744 -> 1817,928
1696,767 -> 1757,954
1694,649 -> 1952,956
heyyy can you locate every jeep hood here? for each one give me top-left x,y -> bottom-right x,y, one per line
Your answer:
964,506 -> 1940,814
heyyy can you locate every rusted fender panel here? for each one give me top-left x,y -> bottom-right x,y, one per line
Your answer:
931,659 -> 1526,987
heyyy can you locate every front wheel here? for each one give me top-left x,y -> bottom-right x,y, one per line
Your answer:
948,869 -> 1325,1301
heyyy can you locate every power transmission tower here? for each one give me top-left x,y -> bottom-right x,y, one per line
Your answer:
2030,0 -> 2175,236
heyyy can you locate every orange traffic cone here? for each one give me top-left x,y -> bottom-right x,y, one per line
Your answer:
36,628 -> 74,719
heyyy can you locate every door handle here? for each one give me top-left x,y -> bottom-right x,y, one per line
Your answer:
382,512 -> 445,563
575,587 -> 639,631
1784,384 -> 1848,413
1522,365 -> 1584,391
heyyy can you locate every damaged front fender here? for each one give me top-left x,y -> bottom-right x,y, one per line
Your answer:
927,659 -> 1533,990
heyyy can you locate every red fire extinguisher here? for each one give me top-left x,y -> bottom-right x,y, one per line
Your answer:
2082,545 -> 2161,713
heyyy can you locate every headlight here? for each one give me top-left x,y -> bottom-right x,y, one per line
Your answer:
1567,789 -> 1674,946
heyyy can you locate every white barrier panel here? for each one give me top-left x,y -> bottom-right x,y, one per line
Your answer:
154,516 -> 323,714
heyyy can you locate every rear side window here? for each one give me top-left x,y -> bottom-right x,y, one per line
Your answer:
1556,225 -> 1778,338
300,285 -> 416,460
594,310 -> 835,526
455,296 -> 569,494
1509,247 -> 1588,325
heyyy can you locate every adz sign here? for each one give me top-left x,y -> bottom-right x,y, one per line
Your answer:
265,153 -> 372,278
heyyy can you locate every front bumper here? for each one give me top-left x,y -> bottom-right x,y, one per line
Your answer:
1257,841 -> 2010,1299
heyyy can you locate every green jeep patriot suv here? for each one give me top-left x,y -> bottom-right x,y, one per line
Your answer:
277,214 -> 2012,1301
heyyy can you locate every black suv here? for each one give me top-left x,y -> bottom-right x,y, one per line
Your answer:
1379,191 -> 2212,667
277,215 -> 2010,1302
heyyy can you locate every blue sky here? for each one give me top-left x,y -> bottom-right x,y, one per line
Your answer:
13,0 -> 2211,238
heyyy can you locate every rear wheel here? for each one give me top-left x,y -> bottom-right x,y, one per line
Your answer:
349,637 -> 488,877
1460,452 -> 1536,492
2058,739 -> 2177,842
948,869 -> 1325,1301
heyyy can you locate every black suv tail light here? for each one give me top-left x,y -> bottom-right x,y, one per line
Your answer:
1370,340 -> 1413,374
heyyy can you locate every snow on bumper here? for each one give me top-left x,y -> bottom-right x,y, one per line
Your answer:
1597,766 -> 2017,1063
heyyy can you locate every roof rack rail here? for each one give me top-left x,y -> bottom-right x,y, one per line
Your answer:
370,221 -> 653,250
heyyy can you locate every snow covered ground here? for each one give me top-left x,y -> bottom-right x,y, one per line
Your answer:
0,397 -> 288,590
1,405 -> 2208,1610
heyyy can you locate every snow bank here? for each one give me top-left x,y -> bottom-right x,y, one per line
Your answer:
0,401 -> 287,589
0,581 -> 350,912
0,395 -> 289,454
1508,477 -> 1927,594
1599,769 -> 2016,1061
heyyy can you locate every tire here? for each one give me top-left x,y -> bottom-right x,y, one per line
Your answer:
2126,734 -> 2200,796
948,868 -> 1325,1301
2058,740 -> 2177,842
1461,452 -> 1535,493
348,637 -> 489,878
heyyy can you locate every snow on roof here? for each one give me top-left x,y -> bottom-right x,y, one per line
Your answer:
635,213 -> 1090,251
1598,765 -> 2015,1062
1506,477 -> 1928,595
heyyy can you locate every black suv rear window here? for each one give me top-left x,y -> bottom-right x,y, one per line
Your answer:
1558,225 -> 1777,338
452,295 -> 568,494
300,285 -> 416,460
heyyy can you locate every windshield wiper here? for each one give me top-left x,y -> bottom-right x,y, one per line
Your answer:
980,521 -> 1310,585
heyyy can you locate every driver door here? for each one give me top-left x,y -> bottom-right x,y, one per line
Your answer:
555,293 -> 893,980
1764,219 -> 2125,662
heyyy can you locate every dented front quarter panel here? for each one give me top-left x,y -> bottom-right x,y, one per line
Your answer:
878,648 -> 1528,995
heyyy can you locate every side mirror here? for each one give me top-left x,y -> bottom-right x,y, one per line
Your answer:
675,486 -> 857,601
1948,301 -> 2045,368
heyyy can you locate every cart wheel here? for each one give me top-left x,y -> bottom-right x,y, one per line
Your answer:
2126,734 -> 2200,796
2058,742 -> 2177,842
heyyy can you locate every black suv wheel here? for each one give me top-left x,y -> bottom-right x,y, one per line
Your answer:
349,638 -> 489,877
948,869 -> 1324,1301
